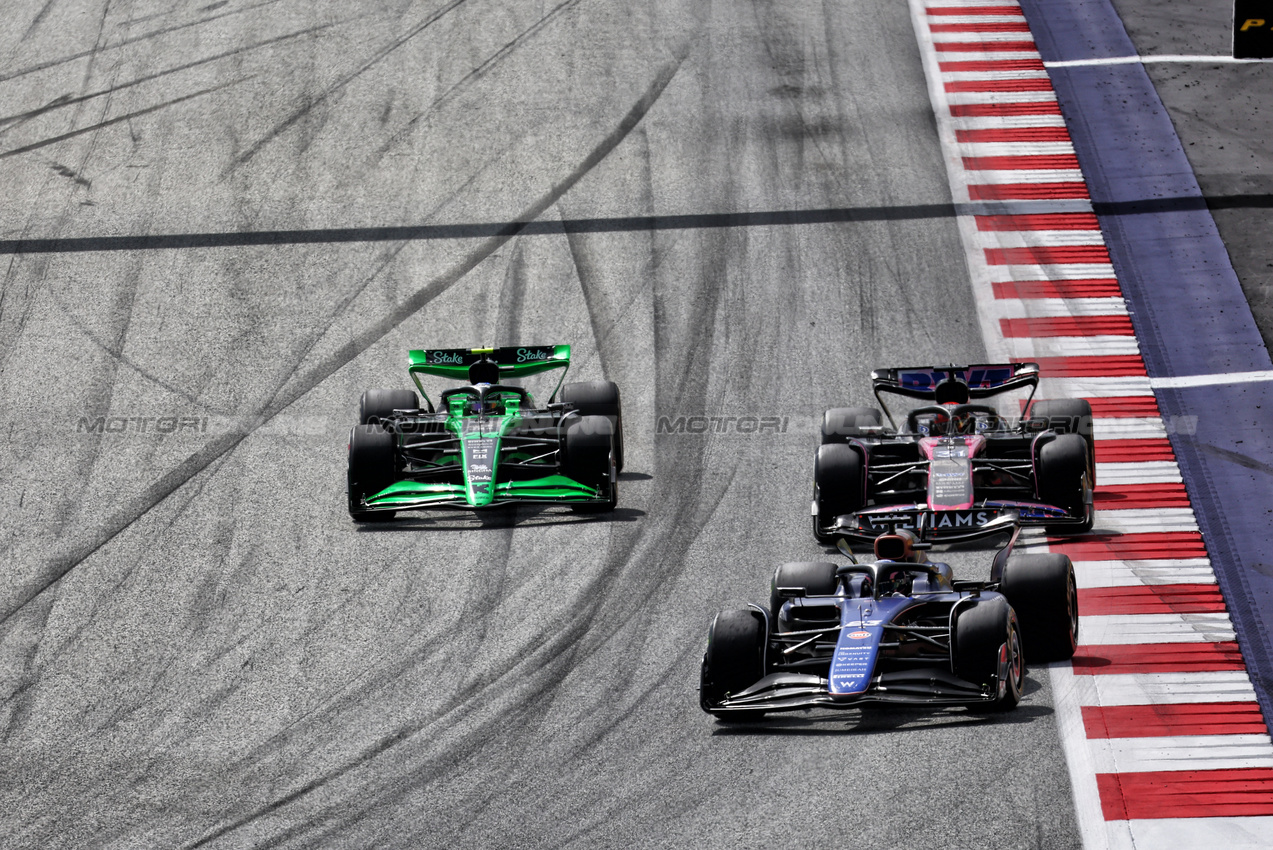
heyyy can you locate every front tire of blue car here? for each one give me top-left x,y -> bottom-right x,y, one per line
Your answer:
769,562 -> 838,628
955,597 -> 1023,712
348,424 -> 397,522
700,609 -> 767,722
1000,553 -> 1078,662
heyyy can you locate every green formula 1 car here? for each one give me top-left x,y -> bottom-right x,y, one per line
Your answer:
346,345 -> 622,521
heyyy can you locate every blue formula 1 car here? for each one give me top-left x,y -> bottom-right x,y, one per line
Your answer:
699,517 -> 1078,720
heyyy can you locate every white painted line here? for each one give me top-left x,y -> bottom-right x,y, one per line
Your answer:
1095,461 -> 1181,484
1081,613 -> 1235,645
1149,370 -> 1273,388
1046,55 -> 1273,67
1089,422 -> 1166,442
992,297 -> 1128,318
1048,663 -> 1120,850
908,0 -> 1025,363
936,51 -> 1043,62
1072,558 -> 1215,589
941,70 -> 1051,82
945,90 -> 1058,104
974,230 -> 1108,249
1085,671 -> 1255,706
1093,733 -> 1273,774
987,263 -> 1114,281
964,170 -> 1085,183
950,114 -> 1067,129
1123,817 -> 1273,850
1091,508 -> 1198,535
928,16 -> 1029,26
1011,336 -> 1141,359
956,141 -> 1077,156
931,31 -> 1042,44
1038,376 -> 1153,397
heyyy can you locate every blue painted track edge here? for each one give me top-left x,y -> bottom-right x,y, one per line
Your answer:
1019,0 -> 1273,722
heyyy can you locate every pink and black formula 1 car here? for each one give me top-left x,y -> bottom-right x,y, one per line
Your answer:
812,363 -> 1094,544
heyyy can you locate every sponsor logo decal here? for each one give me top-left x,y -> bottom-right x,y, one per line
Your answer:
899,367 -> 1014,391
516,347 -> 554,362
847,631 -> 871,640
830,643 -> 875,692
866,510 -> 997,530
465,438 -> 497,483
431,351 -> 465,365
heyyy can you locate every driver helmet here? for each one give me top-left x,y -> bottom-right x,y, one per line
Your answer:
934,377 -> 970,406
878,566 -> 913,597
874,529 -> 920,562
468,383 -> 496,415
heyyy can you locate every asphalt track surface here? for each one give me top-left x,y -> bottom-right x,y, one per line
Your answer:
1,1 -> 1263,848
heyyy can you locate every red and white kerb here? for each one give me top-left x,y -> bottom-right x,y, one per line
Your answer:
909,1 -> 1273,846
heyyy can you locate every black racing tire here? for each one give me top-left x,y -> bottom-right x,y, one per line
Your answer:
999,553 -> 1079,662
563,415 -> 617,513
1038,433 -> 1093,533
813,443 -> 865,541
769,561 -> 838,629
359,388 -> 420,426
560,381 -> 624,472
700,609 -> 767,721
954,596 -> 1023,712
1030,399 -> 1095,487
821,407 -> 883,444
348,424 -> 397,522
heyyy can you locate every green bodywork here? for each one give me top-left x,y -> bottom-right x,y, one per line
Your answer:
356,345 -> 613,513
406,344 -> 571,406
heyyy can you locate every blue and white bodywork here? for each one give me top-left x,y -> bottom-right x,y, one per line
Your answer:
700,523 -> 1079,718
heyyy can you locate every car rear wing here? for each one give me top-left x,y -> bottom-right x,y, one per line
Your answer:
870,363 -> 1040,400
407,345 -> 571,406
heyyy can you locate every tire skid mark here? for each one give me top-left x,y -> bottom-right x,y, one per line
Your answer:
180,262 -> 607,844
0,0 -> 293,86
0,23 -> 341,137
182,518 -> 632,849
376,0 -> 584,159
0,52 -> 686,635
22,0 -> 60,41
184,76 -> 716,846
0,79 -> 250,160
385,218 -> 759,847
43,299 -> 230,410
244,129 -> 536,401
0,596 -> 56,746
23,453 -> 234,687
493,237 -> 531,344
228,0 -> 472,170
558,135 -> 660,381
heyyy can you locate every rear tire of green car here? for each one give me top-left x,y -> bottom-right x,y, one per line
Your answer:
560,381 -> 624,472
359,388 -> 420,425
